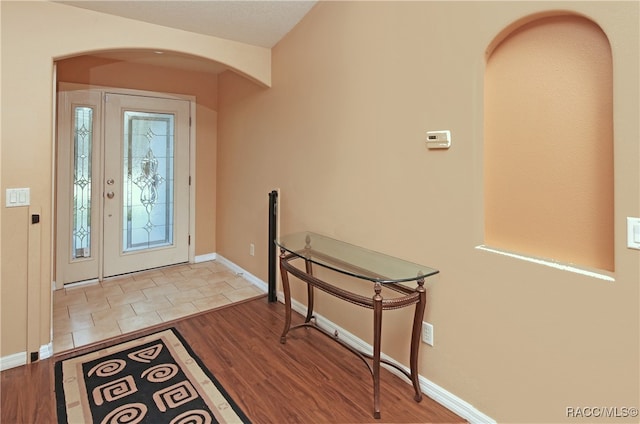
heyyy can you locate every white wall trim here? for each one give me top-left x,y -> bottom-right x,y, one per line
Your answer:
188,101 -> 198,264
0,352 -> 27,371
214,254 -> 268,292
40,342 -> 53,360
420,377 -> 495,424
195,253 -> 217,263
277,292 -> 495,424
476,245 -> 615,282
1,342 -> 55,371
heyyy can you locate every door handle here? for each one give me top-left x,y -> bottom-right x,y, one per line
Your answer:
106,192 -> 115,199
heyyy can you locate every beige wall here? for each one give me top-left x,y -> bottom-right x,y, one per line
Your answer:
56,56 -> 219,256
217,1 -> 639,422
1,1 -> 638,422
0,1 -> 269,358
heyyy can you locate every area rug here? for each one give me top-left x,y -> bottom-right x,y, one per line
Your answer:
55,328 -> 251,424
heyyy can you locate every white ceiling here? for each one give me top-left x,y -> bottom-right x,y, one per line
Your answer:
56,0 -> 317,74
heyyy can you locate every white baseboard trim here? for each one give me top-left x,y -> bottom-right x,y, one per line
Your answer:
195,253 -> 217,263
214,254 -> 268,292
277,292 -> 495,424
40,342 -> 53,360
1,342 -> 56,371
62,278 -> 100,290
419,375 -> 495,424
0,351 -> 27,371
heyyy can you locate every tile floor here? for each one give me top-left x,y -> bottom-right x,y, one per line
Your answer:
52,260 -> 265,353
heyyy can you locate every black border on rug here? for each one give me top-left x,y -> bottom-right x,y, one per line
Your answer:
54,327 -> 251,424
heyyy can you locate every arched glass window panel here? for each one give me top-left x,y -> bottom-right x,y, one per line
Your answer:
484,15 -> 614,271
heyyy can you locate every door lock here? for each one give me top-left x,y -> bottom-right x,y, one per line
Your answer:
106,178 -> 115,185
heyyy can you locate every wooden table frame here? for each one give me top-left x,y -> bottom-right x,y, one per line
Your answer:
278,249 -> 429,419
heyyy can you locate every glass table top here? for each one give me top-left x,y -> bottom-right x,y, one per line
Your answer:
276,232 -> 439,284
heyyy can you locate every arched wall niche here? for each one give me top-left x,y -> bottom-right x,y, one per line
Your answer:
483,12 -> 615,272
484,10 -> 610,59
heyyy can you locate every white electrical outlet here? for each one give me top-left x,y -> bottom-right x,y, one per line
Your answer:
249,243 -> 255,256
422,322 -> 434,346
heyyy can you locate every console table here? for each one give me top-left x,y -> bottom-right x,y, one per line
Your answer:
276,232 -> 439,419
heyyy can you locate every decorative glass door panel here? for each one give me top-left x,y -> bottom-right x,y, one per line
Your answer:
103,93 -> 190,278
73,106 -> 94,259
56,89 -> 103,285
123,112 -> 175,252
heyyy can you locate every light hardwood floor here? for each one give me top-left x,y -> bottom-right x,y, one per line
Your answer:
53,260 -> 264,352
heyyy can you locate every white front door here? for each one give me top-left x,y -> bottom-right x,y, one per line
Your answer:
56,88 -> 191,284
102,93 -> 190,277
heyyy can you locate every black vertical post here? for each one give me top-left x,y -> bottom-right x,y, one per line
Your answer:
268,190 -> 278,302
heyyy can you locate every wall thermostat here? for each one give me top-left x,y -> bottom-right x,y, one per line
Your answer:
426,130 -> 451,149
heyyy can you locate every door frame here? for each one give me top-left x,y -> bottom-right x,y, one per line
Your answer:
53,83 -> 197,290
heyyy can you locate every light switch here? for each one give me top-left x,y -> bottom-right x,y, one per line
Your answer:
5,188 -> 30,207
627,217 -> 640,250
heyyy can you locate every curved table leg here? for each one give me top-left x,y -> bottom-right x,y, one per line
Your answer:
304,259 -> 314,323
410,280 -> 427,402
279,254 -> 292,344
